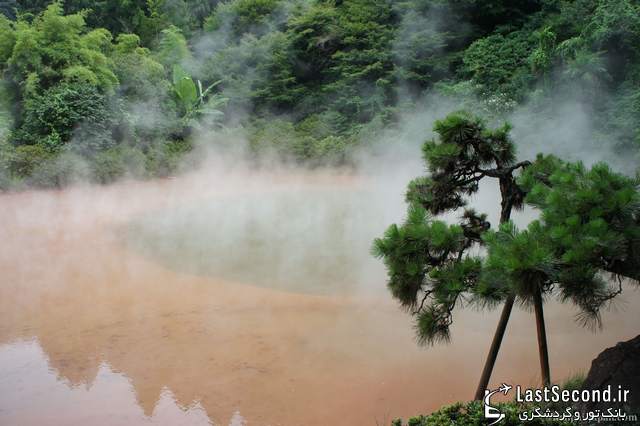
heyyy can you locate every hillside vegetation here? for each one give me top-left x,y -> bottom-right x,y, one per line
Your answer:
0,0 -> 639,187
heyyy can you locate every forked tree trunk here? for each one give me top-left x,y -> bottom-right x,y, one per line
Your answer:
533,287 -> 551,387
473,172 -> 531,400
473,294 -> 515,400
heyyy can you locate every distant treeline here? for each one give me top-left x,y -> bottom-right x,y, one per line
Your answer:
0,0 -> 639,187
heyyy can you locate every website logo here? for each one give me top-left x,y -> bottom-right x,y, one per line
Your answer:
483,383 -> 512,425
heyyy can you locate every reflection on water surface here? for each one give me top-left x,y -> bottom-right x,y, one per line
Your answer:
0,340 -> 215,426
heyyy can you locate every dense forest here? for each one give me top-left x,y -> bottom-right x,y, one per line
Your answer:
0,0 -> 639,188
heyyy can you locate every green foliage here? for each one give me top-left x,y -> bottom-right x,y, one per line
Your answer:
372,203 -> 472,315
3,2 -> 118,96
204,0 -> 398,122
155,25 -> 191,69
391,401 -> 571,426
0,3 -> 123,188
246,115 -> 353,164
517,155 -> 640,324
0,80 -> 11,140
12,82 -> 117,152
144,138 -> 193,177
112,32 -> 169,99
0,1 -> 16,20
7,144 -> 51,177
200,29 -> 287,112
530,26 -> 556,78
462,30 -> 536,101
391,400 -> 571,425
407,111 -> 518,215
480,221 -> 557,304
91,145 -> 147,183
2,143 -> 90,188
4,0 -> 640,188
607,73 -> 640,148
173,64 -> 198,109
0,3 -> 229,187
373,112 -> 525,344
393,374 -> 587,425
204,0 -> 283,38
586,0 -> 640,58
17,0 -> 220,40
19,0 -> 149,40
111,33 -> 180,142
374,111 -> 640,347
27,149 -> 90,188
392,2 -> 454,90
317,0 -> 396,121
171,64 -> 227,127
0,14 -> 15,64
0,139 -> 14,189
455,151 -> 640,327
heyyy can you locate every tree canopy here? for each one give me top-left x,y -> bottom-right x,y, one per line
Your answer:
0,0 -> 639,187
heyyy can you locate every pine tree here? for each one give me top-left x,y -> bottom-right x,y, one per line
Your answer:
373,111 -> 640,399
372,111 -> 529,398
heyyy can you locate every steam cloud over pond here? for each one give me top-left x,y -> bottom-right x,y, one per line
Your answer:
125,189 -> 390,295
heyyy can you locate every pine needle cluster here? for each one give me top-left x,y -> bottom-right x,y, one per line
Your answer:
373,111 -> 640,345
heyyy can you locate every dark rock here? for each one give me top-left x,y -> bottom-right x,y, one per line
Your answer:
578,334 -> 640,417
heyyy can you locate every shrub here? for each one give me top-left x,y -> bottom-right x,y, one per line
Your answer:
462,30 -> 536,101
204,0 -> 283,38
28,151 -> 90,188
391,400 -> 572,426
91,145 -> 147,184
14,82 -> 118,152
8,144 -> 52,177
144,139 -> 193,178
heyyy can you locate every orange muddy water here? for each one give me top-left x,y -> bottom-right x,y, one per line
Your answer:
0,167 -> 638,426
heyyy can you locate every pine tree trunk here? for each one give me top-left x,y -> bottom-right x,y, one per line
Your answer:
533,287 -> 551,387
473,173 -> 528,400
473,294 -> 515,400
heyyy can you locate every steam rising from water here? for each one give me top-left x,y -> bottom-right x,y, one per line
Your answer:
126,190 -> 386,295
